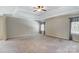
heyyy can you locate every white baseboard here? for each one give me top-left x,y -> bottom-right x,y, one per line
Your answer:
7,33 -> 38,39
45,34 -> 69,40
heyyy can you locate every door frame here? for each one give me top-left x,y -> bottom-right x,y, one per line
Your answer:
69,18 -> 72,40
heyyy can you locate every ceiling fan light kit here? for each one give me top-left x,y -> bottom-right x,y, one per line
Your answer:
33,6 -> 47,12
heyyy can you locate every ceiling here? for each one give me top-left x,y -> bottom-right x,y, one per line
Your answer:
0,6 -> 60,15
0,6 -> 79,21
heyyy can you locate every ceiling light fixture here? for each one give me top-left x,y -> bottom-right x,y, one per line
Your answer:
33,6 -> 47,12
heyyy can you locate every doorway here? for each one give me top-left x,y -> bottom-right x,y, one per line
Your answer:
39,22 -> 45,35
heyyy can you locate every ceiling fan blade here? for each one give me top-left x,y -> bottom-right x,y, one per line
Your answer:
38,6 -> 40,8
33,10 -> 37,12
37,6 -> 44,9
41,6 -> 44,8
42,9 -> 47,11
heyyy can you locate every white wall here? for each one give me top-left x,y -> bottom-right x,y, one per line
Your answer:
0,16 -> 7,40
6,16 -> 39,38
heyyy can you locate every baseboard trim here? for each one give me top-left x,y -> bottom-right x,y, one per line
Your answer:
7,34 -> 38,39
7,34 -> 27,39
45,34 -> 69,40
7,34 -> 69,40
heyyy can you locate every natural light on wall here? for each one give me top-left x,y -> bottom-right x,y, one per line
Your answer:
71,22 -> 79,34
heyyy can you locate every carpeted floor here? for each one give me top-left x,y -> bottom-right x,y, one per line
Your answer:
0,35 -> 79,53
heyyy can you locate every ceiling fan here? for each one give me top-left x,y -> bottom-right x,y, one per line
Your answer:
33,6 -> 47,12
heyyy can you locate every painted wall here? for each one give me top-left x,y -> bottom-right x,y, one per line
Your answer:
45,15 -> 70,39
72,34 -> 79,42
0,16 -> 7,40
45,13 -> 79,40
6,16 -> 39,38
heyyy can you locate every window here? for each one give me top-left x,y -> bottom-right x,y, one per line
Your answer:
71,22 -> 79,34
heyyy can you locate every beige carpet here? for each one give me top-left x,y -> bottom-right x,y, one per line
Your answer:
0,35 -> 79,53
